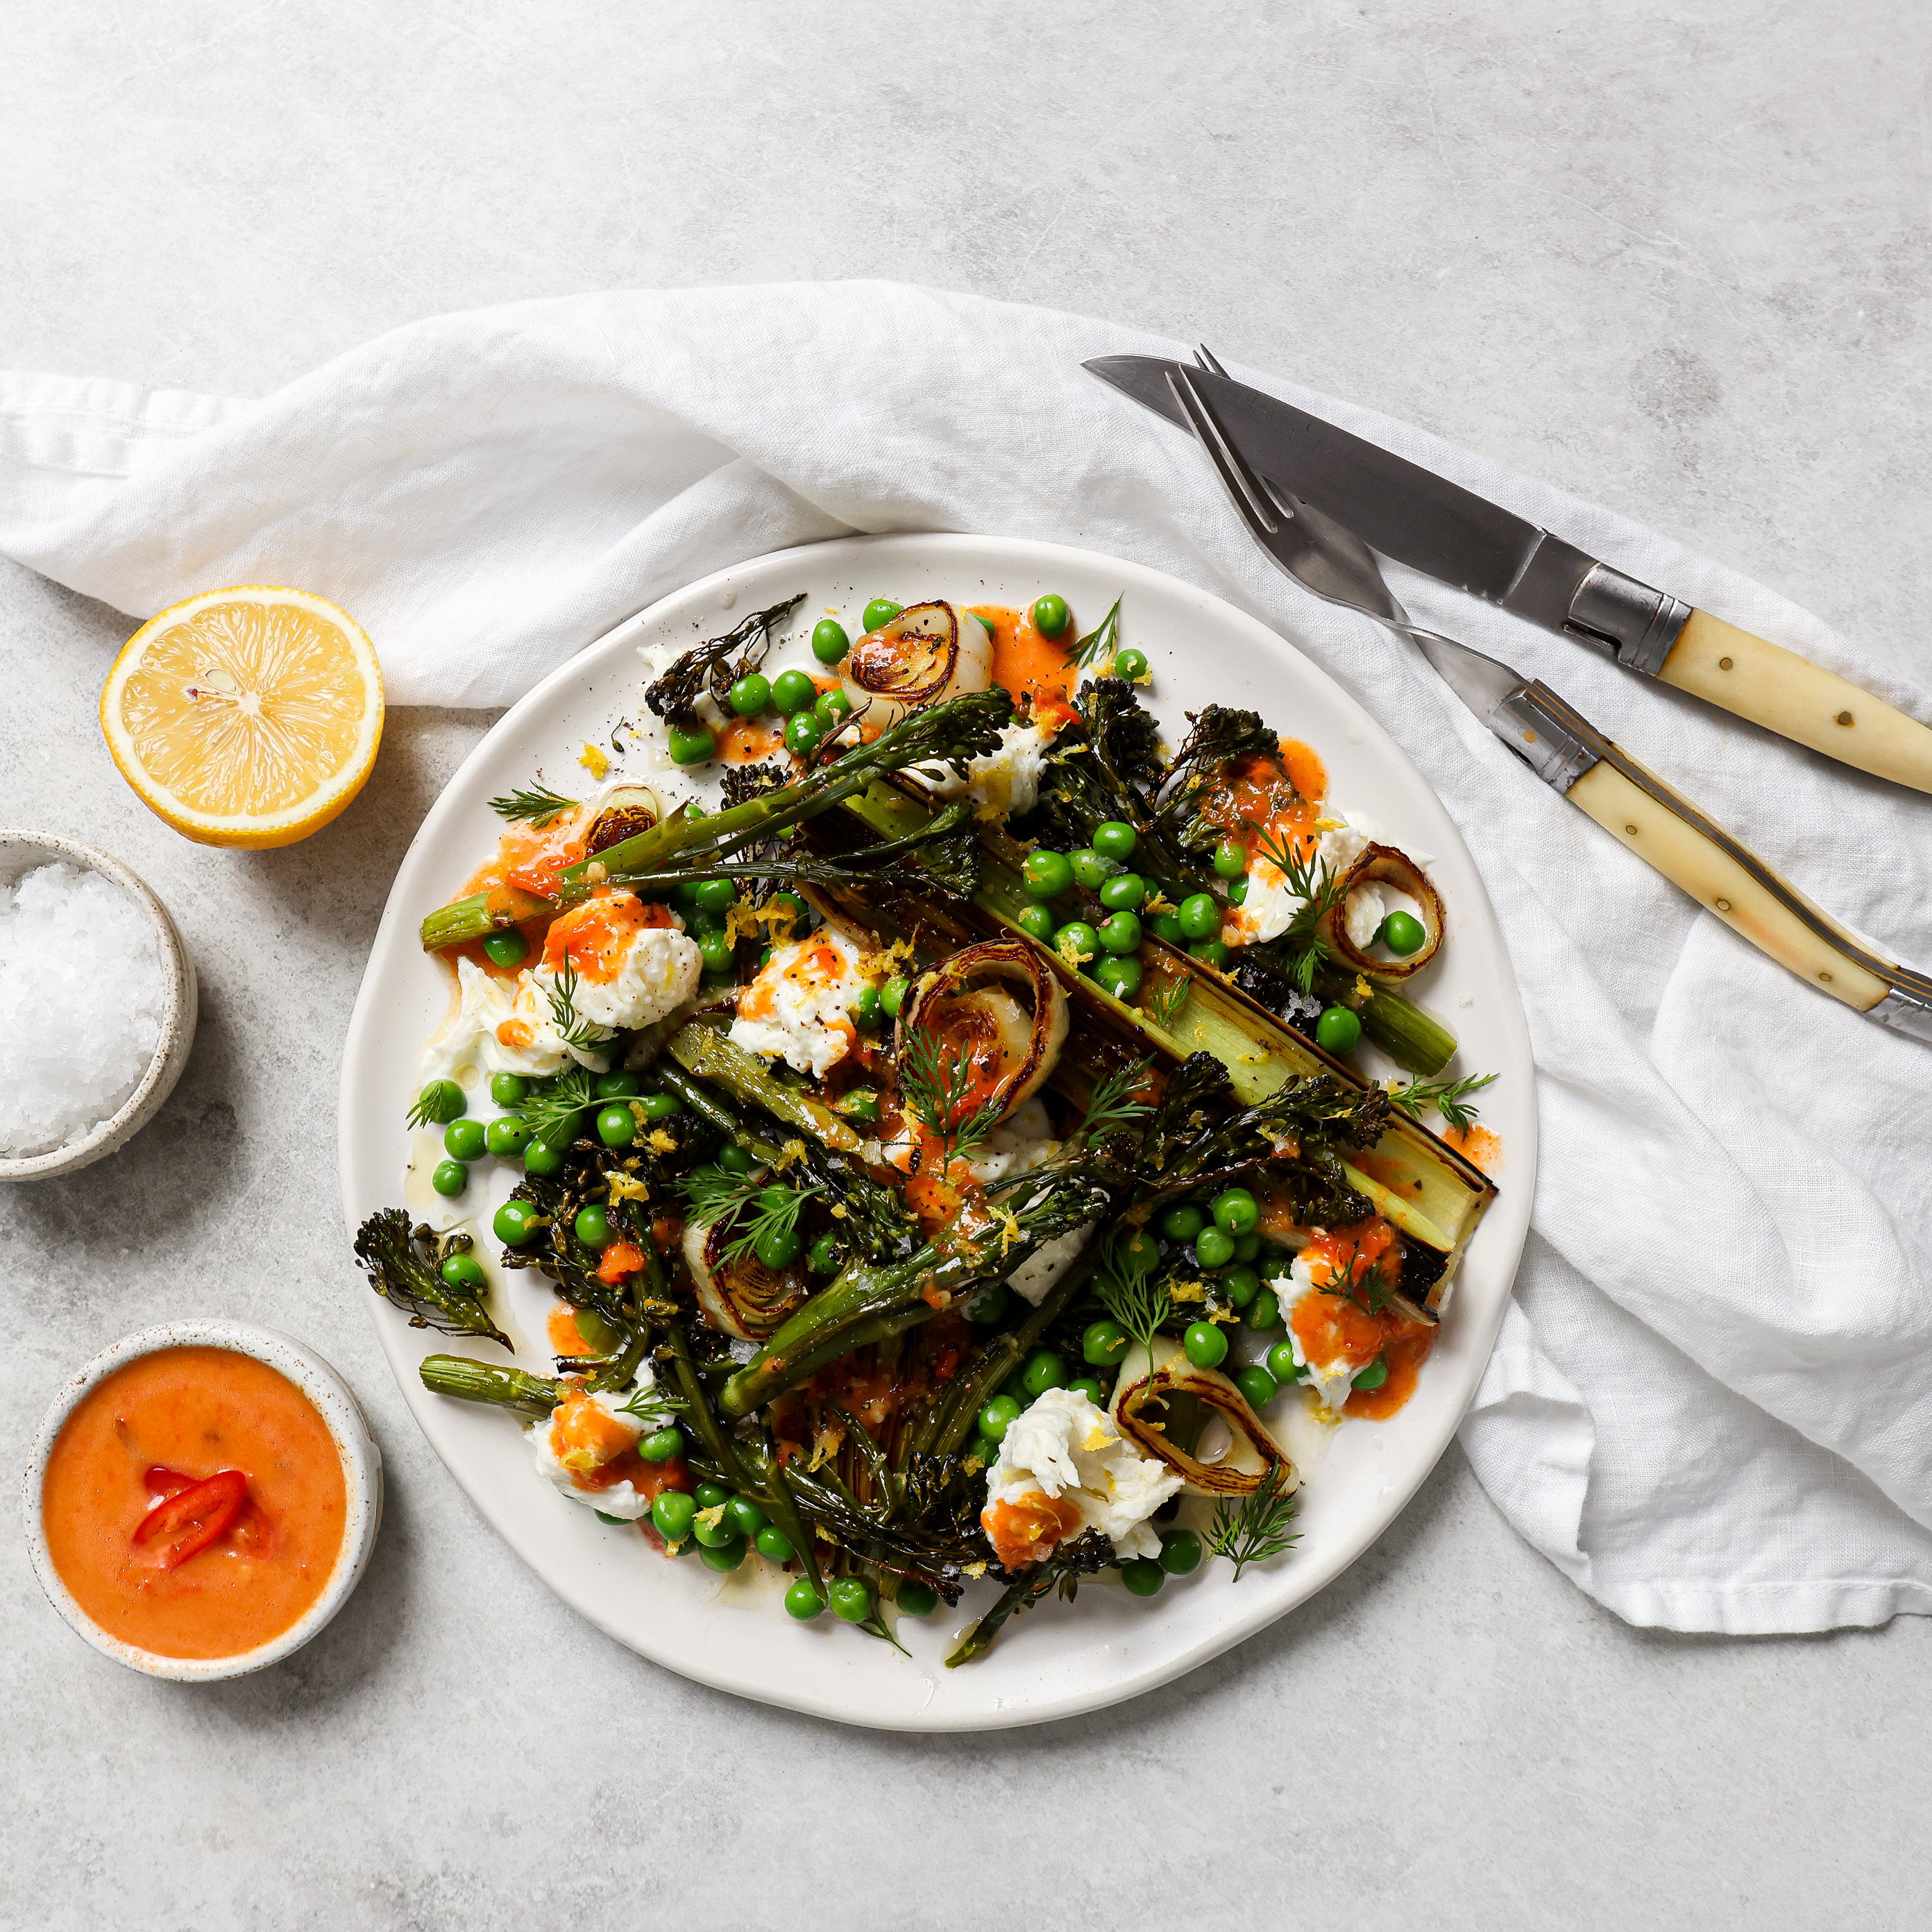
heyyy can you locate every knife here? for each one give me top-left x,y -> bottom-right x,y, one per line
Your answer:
1086,353 -> 1932,795
1155,352 -> 1932,1042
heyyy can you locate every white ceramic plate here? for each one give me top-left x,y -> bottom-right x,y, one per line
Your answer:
339,533 -> 1535,1731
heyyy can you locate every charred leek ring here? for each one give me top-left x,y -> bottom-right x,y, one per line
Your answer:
897,939 -> 1069,1125
681,1218 -> 810,1341
843,601 -> 992,727
1320,843 -> 1444,981
1110,1338 -> 1292,1496
585,785 -> 661,857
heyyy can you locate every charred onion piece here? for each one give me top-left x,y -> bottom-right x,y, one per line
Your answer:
897,939 -> 1069,1125
843,601 -> 992,727
1319,843 -> 1444,981
1109,1338 -> 1293,1496
681,1218 -> 810,1341
585,785 -> 661,858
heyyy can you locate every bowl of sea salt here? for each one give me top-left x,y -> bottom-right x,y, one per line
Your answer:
1,831 -> 196,1183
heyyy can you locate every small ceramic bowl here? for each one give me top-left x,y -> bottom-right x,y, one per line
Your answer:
0,829 -> 198,1183
22,1320 -> 384,1681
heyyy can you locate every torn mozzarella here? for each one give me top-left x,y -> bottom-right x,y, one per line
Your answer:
728,927 -> 872,1077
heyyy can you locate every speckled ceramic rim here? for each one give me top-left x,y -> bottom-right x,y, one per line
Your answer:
0,830 -> 198,1182
20,1320 -> 384,1681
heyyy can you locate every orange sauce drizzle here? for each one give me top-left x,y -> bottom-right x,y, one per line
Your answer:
540,890 -> 672,982
548,1306 -> 599,1357
981,1490 -> 1084,1572
1442,1122 -> 1504,1174
972,603 -> 1078,730
719,718 -> 782,763
1289,1218 -> 1437,1421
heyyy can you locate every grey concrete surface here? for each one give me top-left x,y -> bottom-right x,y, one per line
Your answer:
2,4 -> 1928,1929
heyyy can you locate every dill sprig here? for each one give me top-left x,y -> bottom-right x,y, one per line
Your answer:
544,958 -> 611,1056
682,1164 -> 811,1268
1253,828 -> 1348,994
1092,1226 -> 1171,1359
896,1024 -> 1003,1164
1316,1244 -> 1397,1319
1142,973 -> 1190,1029
1388,1071 -> 1497,1136
1207,1462 -> 1300,1579
516,1064 -> 597,1151
614,1382 -> 688,1430
1079,1057 -> 1154,1142
1068,595 -> 1123,668
489,783 -> 578,828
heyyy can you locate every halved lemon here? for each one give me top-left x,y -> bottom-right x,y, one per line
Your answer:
101,586 -> 384,848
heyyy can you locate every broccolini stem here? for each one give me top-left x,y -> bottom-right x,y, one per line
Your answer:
418,1355 -> 561,1411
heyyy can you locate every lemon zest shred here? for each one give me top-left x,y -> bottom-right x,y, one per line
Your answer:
577,741 -> 610,779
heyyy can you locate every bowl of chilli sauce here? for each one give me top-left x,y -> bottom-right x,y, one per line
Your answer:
23,1321 -> 382,1679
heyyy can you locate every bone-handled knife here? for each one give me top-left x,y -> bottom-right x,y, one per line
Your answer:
1085,353 -> 1932,795
1416,626 -> 1932,1038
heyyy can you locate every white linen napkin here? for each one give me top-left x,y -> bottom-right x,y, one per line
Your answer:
4,281 -> 1928,1633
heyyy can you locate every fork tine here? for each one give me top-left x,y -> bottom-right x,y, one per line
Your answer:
1168,365 -> 1282,544
1194,342 -> 1231,379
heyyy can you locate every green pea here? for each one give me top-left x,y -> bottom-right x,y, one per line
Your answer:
639,1427 -> 684,1462
1211,1187 -> 1259,1235
881,975 -> 910,1017
785,1579 -> 827,1618
1233,1231 -> 1262,1262
1098,870 -> 1146,912
862,598 -> 902,632
1189,939 -> 1229,969
756,1525 -> 795,1563
756,1225 -> 804,1270
808,1231 -> 840,1274
482,929 -> 529,969
640,1092 -> 681,1124
1378,910 -> 1427,956
966,1282 -> 1011,1325
895,1579 -> 939,1618
729,672 -> 772,717
441,1118 -> 484,1162
1183,1321 -> 1230,1369
851,985 -> 884,1030
414,1079 -> 466,1125
430,1160 -> 468,1198
1082,1319 -> 1130,1366
1114,647 -> 1149,681
439,1251 -> 486,1291
1159,1203 -> 1206,1242
589,1104 -> 629,1149
1235,1364 -> 1278,1410
771,668 -> 818,715
693,905 -> 729,937
667,724 -> 715,765
1015,903 -> 1058,942
1090,820 -> 1137,863
1221,1264 -> 1260,1309
1054,920 -> 1100,964
830,1577 -> 873,1624
1067,1377 -> 1108,1406
1269,1338 -> 1310,1383
767,890 -> 808,933
1246,1287 -> 1281,1332
693,1482 -> 730,1510
1022,848 -> 1074,899
698,931 -> 737,976
686,876 -> 733,917
1069,847 -> 1123,891
652,1491 -> 696,1542
1226,878 -> 1249,905
1092,956 -> 1143,1001
681,801 -> 707,822
977,1394 -> 1022,1442
1096,911 -> 1142,956
1212,839 -> 1248,879
726,1497 -> 768,1539
717,1141 -> 756,1176
1118,1229 -> 1161,1272
783,711 -> 824,756
585,1072 -> 633,1101
1031,593 -> 1069,638
488,1071 -> 529,1108
1119,1559 -> 1165,1598
574,1204 -> 611,1248
1353,1355 -> 1390,1391
815,686 -> 853,728
1151,910 -> 1187,945
493,1200 -> 541,1246
1177,892 -> 1221,940
523,1138 -> 567,1177
699,1535 -> 747,1573
1158,1528 -> 1204,1575
834,1087 -> 880,1125
672,878 -> 704,909
811,618 -> 851,664
1021,1350 -> 1068,1398
1315,1005 -> 1362,1055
